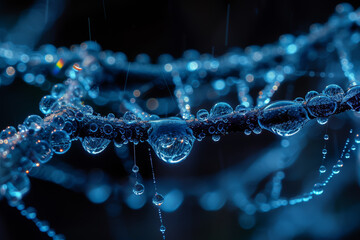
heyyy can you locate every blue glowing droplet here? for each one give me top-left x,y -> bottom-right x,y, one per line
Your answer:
23,115 -> 43,132
50,130 -> 71,154
89,123 -> 98,132
306,95 -> 337,117
196,109 -> 209,121
124,111 -> 137,124
343,86 -> 360,111
132,165 -> 139,173
355,134 -> 360,144
317,117 -> 328,125
305,91 -> 319,101
51,116 -> 65,130
345,153 -> 350,159
323,84 -> 344,101
337,160 -> 344,167
313,183 -> 324,195
351,145 -> 356,151
212,135 -> 220,142
133,182 -> 145,195
322,148 -> 327,154
103,124 -> 113,135
33,141 -> 53,163
39,95 -> 57,115
244,129 -> 251,135
210,102 -> 233,118
152,193 -> 165,206
51,83 -> 66,98
82,137 -> 111,154
258,101 -> 308,137
332,165 -> 340,174
107,113 -> 115,120
63,121 -> 75,135
75,112 -> 84,121
235,105 -> 248,114
160,225 -> 166,233
148,119 -> 195,164
319,165 -> 326,173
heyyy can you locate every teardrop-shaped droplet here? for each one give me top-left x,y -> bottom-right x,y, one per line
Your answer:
196,109 -> 209,121
152,193 -> 165,206
313,183 -> 324,195
133,182 -> 145,195
82,137 -> 111,154
258,101 -> 308,137
210,102 -> 233,118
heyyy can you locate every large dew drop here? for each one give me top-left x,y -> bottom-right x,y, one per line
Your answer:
343,85 -> 360,111
50,130 -> 71,154
258,101 -> 308,137
323,84 -> 344,101
209,102 -> 233,118
148,119 -> 195,163
306,95 -> 337,117
82,137 -> 111,154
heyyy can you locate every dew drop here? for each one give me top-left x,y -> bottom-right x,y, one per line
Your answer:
39,95 -> 57,115
317,117 -> 328,125
210,102 -> 233,118
355,134 -> 360,144
50,130 -> 71,154
337,160 -> 344,167
323,134 -> 329,140
305,91 -> 319,101
103,124 -> 113,135
51,116 -> 65,130
345,152 -> 350,159
51,84 -> 66,98
152,193 -> 165,206
133,182 -> 145,195
132,165 -> 139,173
258,101 -> 308,137
212,135 -> 220,142
323,84 -> 344,101
196,109 -> 209,121
148,119 -> 195,164
313,183 -> 324,195
33,141 -> 53,163
82,137 -> 111,154
124,111 -> 137,124
351,145 -> 356,151
160,225 -> 166,234
332,165 -> 340,174
23,115 -> 43,132
306,95 -> 337,117
319,165 -> 326,173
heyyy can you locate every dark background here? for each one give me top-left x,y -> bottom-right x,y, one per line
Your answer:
1,0 -> 360,240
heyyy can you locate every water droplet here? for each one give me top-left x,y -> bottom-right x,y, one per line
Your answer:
258,101 -> 308,136
82,137 -> 111,154
244,129 -> 251,135
305,91 -> 319,101
33,141 -> 53,163
306,95 -> 337,117
133,182 -> 145,195
294,97 -> 304,103
152,193 -> 164,206
355,134 -> 360,144
210,102 -> 233,118
75,112 -> 84,121
337,160 -> 344,167
212,135 -> 220,142
132,165 -> 139,173
51,116 -> 65,130
63,121 -> 75,135
319,165 -> 326,173
322,148 -> 327,154
148,119 -> 195,164
343,86 -> 360,111
107,113 -> 115,120
50,130 -> 71,154
323,84 -> 344,101
160,225 -> 166,233
39,95 -> 57,114
317,117 -> 328,125
23,115 -> 43,132
196,109 -> 209,121
124,111 -> 137,124
351,145 -> 356,151
345,153 -> 350,159
324,134 -> 329,140
313,183 -> 324,195
89,123 -> 98,132
51,83 -> 66,98
103,124 -> 113,135
235,105 -> 248,114
332,165 -> 340,174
